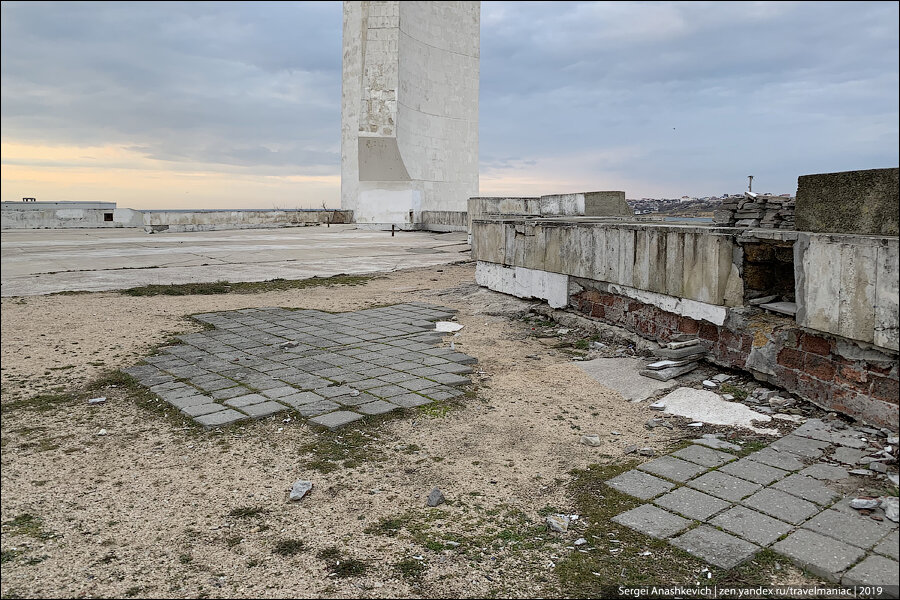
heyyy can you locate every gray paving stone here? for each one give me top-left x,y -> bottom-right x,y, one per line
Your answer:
315,385 -> 357,399
841,554 -> 900,586
333,392 -> 379,407
671,525 -> 760,569
261,385 -> 300,399
831,446 -> 868,465
397,378 -> 439,392
210,385 -> 252,400
389,393 -> 432,408
771,474 -> 840,506
637,456 -> 708,482
356,400 -> 400,415
309,410 -> 363,431
606,470 -> 676,500
294,400 -> 341,417
166,394 -> 214,409
224,394 -> 268,408
612,504 -> 693,539
687,471 -> 762,502
745,447 -> 806,471
653,487 -> 732,521
430,372 -> 471,386
436,362 -> 474,374
692,437 -> 741,451
710,505 -> 792,546
242,401 -> 289,418
770,435 -> 829,459
672,445 -> 736,468
741,487 -> 819,525
367,384 -> 409,399
800,463 -> 850,481
772,529 -> 865,582
195,409 -> 248,428
181,403 -> 227,417
873,530 -> 899,560
802,509 -> 894,549
720,458 -> 789,486
279,391 -> 323,408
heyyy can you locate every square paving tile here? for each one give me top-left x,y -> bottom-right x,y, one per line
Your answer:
741,487 -> 819,525
671,525 -> 759,569
801,509 -> 895,549
772,529 -> 865,582
672,445 -> 736,468
356,400 -> 400,415
719,457 -> 789,486
873,530 -> 899,560
309,410 -> 364,430
195,409 -> 247,428
841,555 -> 900,586
687,471 -> 761,502
744,448 -> 806,471
710,505 -> 792,546
612,504 -> 693,539
770,435 -> 829,459
637,456 -> 708,482
653,487 -> 732,521
606,470 -> 676,500
243,401 -> 289,418
771,474 -> 840,506
799,463 -> 849,481
224,394 -> 268,408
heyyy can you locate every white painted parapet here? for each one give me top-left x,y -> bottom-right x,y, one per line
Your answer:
341,1 -> 480,228
795,233 -> 899,351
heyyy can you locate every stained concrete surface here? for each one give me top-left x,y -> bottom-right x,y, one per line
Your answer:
576,357 -> 677,402
0,225 -> 470,297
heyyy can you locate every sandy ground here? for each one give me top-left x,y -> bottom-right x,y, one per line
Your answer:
0,263 -> 805,598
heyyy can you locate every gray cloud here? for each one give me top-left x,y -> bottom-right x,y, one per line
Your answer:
2,1 -> 898,197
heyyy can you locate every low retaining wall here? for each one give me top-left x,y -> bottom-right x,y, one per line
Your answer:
570,285 -> 898,428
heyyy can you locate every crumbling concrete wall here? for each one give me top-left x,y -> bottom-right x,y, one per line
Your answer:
142,210 -> 352,233
795,168 -> 899,236
1,203 -> 144,229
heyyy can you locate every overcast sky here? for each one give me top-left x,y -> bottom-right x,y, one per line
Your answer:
2,1 -> 898,208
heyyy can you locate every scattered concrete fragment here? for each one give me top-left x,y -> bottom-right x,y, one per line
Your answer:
702,380 -> 717,389
546,514 -> 569,533
712,374 -> 731,383
640,363 -> 698,381
290,480 -> 313,501
574,538 -> 587,546
667,338 -> 700,350
88,397 -> 107,405
435,321 -> 463,332
882,496 -> 899,523
646,358 -> 695,370
660,387 -> 778,434
638,447 -> 656,457
649,401 -> 666,411
579,434 -> 602,447
693,435 -> 742,451
850,468 -> 875,477
645,418 -> 673,430
427,488 -> 445,507
850,497 -> 880,510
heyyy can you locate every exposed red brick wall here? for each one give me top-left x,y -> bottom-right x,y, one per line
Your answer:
571,289 -> 899,427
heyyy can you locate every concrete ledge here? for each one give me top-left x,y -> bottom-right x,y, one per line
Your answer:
474,261 -> 568,308
795,168 -> 899,236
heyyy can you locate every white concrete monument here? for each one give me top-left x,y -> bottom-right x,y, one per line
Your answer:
341,1 -> 480,229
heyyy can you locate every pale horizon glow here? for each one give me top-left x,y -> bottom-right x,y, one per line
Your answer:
2,1 -> 898,208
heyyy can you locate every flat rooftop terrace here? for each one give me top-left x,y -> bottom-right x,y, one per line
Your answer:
0,225 -> 470,297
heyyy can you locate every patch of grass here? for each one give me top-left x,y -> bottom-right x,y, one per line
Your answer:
573,338 -> 590,350
1,549 -> 24,564
178,553 -> 193,564
228,506 -> 267,519
272,539 -> 306,556
298,428 -> 384,474
720,383 -> 748,401
120,274 -> 374,297
394,557 -> 427,581
224,535 -> 242,549
316,546 -> 367,577
364,517 -> 404,537
0,393 -> 75,415
2,514 -> 53,541
124,586 -> 144,598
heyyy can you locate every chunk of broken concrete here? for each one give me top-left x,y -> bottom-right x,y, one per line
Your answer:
290,480 -> 313,501
702,380 -> 718,389
649,401 -> 666,411
666,338 -> 700,350
712,374 -> 732,383
427,488 -> 445,507
882,496 -> 899,523
546,514 -> 569,533
646,418 -> 673,430
850,497 -> 880,510
279,341 -> 300,349
641,363 -> 699,381
88,397 -> 107,405
579,434 -> 602,447
638,447 -> 656,456
435,322 -> 463,333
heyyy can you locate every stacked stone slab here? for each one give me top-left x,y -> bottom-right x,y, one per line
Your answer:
713,193 -> 795,229
640,336 -> 705,381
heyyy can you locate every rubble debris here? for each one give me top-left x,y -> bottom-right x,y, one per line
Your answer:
546,514 -> 569,533
666,338 -> 700,350
88,397 -> 107,405
427,488 -> 445,507
640,363 -> 698,381
883,497 -> 899,523
850,497 -> 880,510
290,480 -> 313,501
435,321 -> 463,333
638,447 -> 656,457
649,401 -> 666,411
580,434 -> 602,447
660,387 -> 778,434
713,192 -> 795,229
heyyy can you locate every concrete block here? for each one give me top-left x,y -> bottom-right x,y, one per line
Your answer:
773,529 -> 865,582
802,509 -> 895,549
654,487 -> 732,521
671,525 -> 760,569
687,471 -> 762,502
612,504 -> 693,539
710,506 -> 792,546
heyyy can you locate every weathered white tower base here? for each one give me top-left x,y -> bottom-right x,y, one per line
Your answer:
341,1 -> 480,229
